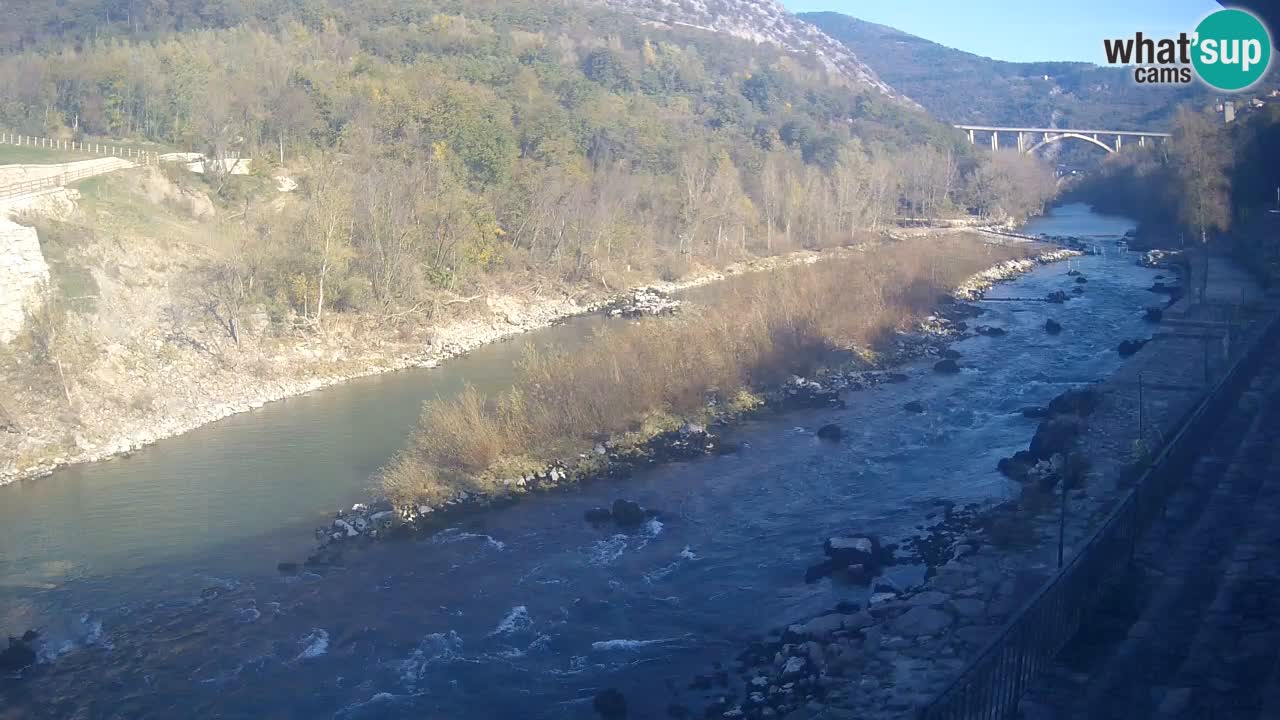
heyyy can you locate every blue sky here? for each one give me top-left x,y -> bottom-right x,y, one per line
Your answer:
783,0 -> 1224,63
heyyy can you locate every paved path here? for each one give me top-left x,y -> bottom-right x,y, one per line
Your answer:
1020,324 -> 1280,719
0,157 -> 137,204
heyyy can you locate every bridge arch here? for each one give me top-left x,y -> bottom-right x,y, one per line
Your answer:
1026,132 -> 1116,155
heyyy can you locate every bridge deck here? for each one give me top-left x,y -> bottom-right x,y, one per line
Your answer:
954,125 -> 1171,137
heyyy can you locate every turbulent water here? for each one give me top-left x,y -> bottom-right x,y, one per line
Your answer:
0,204 -> 1154,719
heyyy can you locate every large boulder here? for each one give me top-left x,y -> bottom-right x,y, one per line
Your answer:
1118,339 -> 1148,357
1047,388 -> 1100,417
1044,319 -> 1062,335
975,325 -> 1007,337
0,632 -> 38,673
1029,416 -> 1081,461
593,688 -> 628,719
933,359 -> 961,374
584,507 -> 614,525
807,535 -> 890,584
816,424 -> 843,442
1046,290 -> 1068,304
892,606 -> 953,637
998,451 -> 1037,483
610,499 -> 647,528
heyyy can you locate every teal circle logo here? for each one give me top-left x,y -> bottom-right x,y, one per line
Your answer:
1192,9 -> 1272,91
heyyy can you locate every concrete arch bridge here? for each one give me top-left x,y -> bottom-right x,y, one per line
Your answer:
955,125 -> 1172,154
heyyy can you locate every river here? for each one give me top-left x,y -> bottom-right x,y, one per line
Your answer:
0,204 -> 1149,718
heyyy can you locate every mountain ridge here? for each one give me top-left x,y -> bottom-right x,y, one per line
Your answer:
802,10 -> 1211,130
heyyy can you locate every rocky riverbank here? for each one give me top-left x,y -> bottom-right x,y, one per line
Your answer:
667,261 -> 1271,720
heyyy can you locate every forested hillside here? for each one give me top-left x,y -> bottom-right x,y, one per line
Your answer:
803,11 -> 1209,130
0,0 -> 1055,312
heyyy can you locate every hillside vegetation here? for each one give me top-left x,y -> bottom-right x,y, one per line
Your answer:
1067,104 -> 1280,280
0,0 -> 1058,479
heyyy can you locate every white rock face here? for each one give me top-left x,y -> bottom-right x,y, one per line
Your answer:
0,216 -> 51,345
589,0 -> 904,99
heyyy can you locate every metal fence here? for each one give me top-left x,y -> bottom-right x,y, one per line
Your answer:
919,298 -> 1280,720
0,132 -> 158,165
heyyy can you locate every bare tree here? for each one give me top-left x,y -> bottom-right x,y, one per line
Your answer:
299,157 -> 354,328
1171,106 -> 1232,301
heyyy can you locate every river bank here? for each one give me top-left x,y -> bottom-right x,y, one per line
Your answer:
676,260 -> 1276,720
2,235 -> 972,488
0,205 -> 1183,720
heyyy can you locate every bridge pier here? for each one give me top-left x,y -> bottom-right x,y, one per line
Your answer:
990,131 -> 999,151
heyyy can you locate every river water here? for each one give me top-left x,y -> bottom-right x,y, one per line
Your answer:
0,204 -> 1149,718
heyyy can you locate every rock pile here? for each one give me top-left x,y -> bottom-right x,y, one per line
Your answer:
604,288 -> 681,318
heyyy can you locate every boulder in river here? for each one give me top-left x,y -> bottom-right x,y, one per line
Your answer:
904,401 -> 925,414
1072,286 -> 1086,295
1118,339 -> 1148,357
1046,290 -> 1068,304
0,631 -> 38,673
997,451 -> 1037,483
975,325 -> 1007,337
593,688 -> 628,719
933,358 -> 961,374
1047,388 -> 1100,417
610,499 -> 647,528
1075,276 -> 1089,284
1029,416 -> 1081,461
942,349 -> 962,360
816,424 -> 843,442
584,507 -> 614,525
1144,306 -> 1164,323
1044,319 -> 1062,335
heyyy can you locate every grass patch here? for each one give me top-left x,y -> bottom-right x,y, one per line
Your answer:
0,144 -> 93,165
382,234 -> 1037,507
23,218 -> 99,314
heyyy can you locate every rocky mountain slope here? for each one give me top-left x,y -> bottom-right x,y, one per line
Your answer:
592,0 -> 904,99
802,11 -> 1208,130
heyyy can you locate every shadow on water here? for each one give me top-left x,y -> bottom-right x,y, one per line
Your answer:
2,204 -> 1154,719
